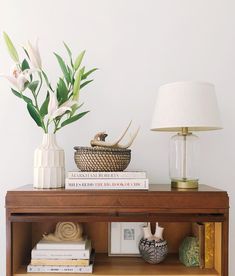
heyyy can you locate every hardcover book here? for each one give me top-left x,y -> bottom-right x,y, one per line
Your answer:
30,249 -> 95,266
204,222 -> 215,269
30,258 -> 90,266
192,222 -> 205,268
31,240 -> 91,260
67,171 -> 147,179
27,263 -> 93,273
65,178 -> 149,190
36,239 -> 88,250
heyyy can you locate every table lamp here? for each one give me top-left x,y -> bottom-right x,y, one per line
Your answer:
151,81 -> 222,189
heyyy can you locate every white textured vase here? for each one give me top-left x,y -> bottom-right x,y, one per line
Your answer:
34,133 -> 65,189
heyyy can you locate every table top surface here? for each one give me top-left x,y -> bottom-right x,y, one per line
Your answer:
5,184 -> 229,213
7,184 -> 225,193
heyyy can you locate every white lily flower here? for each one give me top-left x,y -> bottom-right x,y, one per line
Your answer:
48,90 -> 59,118
27,39 -> 42,69
51,106 -> 72,119
1,65 -> 33,91
61,99 -> 77,108
48,91 -> 75,120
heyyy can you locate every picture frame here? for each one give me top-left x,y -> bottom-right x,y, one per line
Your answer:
108,222 -> 147,256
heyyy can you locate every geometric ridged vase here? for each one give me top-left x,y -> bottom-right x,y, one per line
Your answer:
33,134 -> 65,189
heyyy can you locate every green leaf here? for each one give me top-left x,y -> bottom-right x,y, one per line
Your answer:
57,78 -> 68,104
40,92 -> 49,117
81,68 -> 98,80
61,111 -> 89,127
70,104 -> 78,117
67,66 -> 74,84
63,42 -> 74,67
22,47 -> 30,59
27,103 -> 42,127
80,66 -> 85,76
70,102 -> 84,117
11,88 -> 32,104
72,69 -> 82,100
41,70 -> 53,91
63,42 -> 72,58
3,32 -> 19,62
27,81 -> 39,92
74,50 -> 85,70
21,59 -> 30,71
54,52 -> 71,84
80,79 -> 93,89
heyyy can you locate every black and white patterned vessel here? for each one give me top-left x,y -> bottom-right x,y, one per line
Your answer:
139,238 -> 168,264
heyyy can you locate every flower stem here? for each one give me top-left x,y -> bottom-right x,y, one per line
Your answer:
36,72 -> 43,97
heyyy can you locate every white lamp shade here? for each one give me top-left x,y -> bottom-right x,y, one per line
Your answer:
151,81 -> 222,132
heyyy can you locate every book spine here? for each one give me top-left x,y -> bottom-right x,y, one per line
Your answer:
192,222 -> 205,269
36,243 -> 86,250
65,178 -> 149,190
27,264 -> 93,273
204,222 -> 215,269
67,171 -> 146,179
199,223 -> 205,269
31,249 -> 90,260
30,259 -> 89,266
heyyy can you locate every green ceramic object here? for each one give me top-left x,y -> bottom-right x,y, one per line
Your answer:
179,237 -> 200,267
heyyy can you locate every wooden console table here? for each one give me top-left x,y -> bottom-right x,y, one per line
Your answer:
5,184 -> 229,276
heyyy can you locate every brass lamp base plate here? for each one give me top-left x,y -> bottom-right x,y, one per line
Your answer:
171,179 -> 198,189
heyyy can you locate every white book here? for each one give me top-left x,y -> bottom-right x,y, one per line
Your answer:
30,249 -> 95,266
65,178 -> 149,190
36,239 -> 88,250
31,241 -> 91,260
67,171 -> 147,179
27,263 -> 93,273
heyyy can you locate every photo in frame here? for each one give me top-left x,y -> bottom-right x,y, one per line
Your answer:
108,222 -> 147,256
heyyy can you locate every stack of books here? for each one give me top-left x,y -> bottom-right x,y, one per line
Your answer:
192,222 -> 215,269
27,239 -> 94,273
65,171 -> 149,190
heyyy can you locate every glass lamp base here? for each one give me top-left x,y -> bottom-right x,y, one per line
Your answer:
171,179 -> 198,189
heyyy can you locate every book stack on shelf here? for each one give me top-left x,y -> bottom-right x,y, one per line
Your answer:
27,238 -> 94,273
192,222 -> 215,269
65,171 -> 149,190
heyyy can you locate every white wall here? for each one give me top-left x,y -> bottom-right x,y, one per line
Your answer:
0,0 -> 234,274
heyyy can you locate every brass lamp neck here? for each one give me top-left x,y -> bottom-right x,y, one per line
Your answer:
181,127 -> 191,136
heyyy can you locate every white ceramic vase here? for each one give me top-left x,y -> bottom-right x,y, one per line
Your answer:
34,133 -> 65,189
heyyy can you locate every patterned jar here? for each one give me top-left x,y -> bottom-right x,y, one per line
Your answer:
139,237 -> 168,264
138,222 -> 168,264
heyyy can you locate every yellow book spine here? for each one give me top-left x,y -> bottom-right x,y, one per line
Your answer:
204,222 -> 215,269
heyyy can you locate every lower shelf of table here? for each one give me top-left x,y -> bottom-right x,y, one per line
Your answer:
14,254 -> 220,276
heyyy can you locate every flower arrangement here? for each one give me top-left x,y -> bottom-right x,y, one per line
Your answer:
2,33 -> 97,133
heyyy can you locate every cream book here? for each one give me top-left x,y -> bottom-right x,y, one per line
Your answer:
65,178 -> 149,190
67,171 -> 147,179
27,263 -> 93,273
36,239 -> 88,250
31,249 -> 95,266
31,240 -> 91,260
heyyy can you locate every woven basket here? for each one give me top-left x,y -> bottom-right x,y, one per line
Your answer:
74,146 -> 131,172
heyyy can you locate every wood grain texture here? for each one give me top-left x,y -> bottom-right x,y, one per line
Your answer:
6,184 -> 229,214
5,184 -> 229,276
12,223 -> 31,273
14,254 -> 220,276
